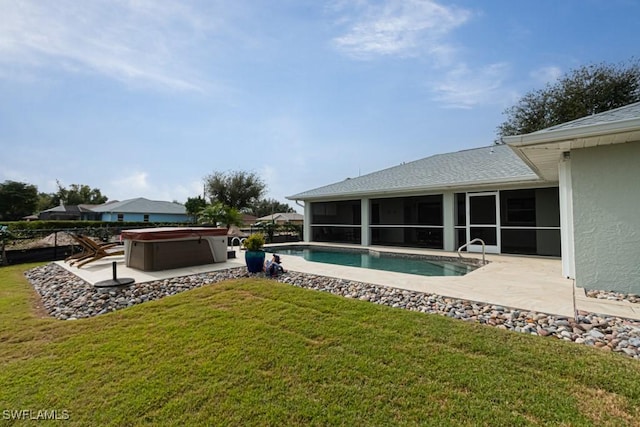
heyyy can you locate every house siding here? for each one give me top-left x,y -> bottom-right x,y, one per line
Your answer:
571,141 -> 640,293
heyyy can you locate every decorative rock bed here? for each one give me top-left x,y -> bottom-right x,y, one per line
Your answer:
24,263 -> 640,360
586,289 -> 640,304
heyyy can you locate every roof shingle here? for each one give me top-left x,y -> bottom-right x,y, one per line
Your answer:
91,197 -> 186,214
288,145 -> 540,200
532,101 -> 640,133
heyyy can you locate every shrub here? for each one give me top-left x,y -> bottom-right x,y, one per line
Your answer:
243,233 -> 265,251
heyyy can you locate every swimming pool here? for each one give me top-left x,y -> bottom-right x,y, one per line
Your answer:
272,247 -> 476,277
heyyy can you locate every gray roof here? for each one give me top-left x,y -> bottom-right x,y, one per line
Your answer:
531,101 -> 640,133
41,204 -> 95,214
288,145 -> 541,200
91,197 -> 186,214
504,101 -> 640,182
257,212 -> 304,222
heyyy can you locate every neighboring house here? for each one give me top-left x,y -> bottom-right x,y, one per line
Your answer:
288,102 -> 640,294
39,203 -> 102,220
241,214 -> 258,227
256,212 -> 304,226
91,197 -> 190,223
504,101 -> 640,295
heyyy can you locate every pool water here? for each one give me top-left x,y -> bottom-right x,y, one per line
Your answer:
274,248 -> 475,277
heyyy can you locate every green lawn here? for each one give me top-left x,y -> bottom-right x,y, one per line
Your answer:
1,264 -> 640,426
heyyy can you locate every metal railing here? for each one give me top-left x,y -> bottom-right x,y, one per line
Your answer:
457,238 -> 487,265
230,236 -> 246,252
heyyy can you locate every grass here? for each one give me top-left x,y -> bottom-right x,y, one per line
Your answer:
1,264 -> 640,426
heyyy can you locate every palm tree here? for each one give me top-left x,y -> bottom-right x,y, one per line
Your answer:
198,203 -> 242,228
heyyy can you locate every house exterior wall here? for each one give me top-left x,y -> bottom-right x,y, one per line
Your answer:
571,141 -> 640,293
361,198 -> 370,246
100,213 -> 116,222
303,203 -> 311,243
442,192 -> 455,252
558,159 -> 575,278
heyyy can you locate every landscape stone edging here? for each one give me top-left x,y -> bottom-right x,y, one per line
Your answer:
23,263 -> 640,360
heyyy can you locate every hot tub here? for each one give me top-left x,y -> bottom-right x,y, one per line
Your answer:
121,227 -> 228,271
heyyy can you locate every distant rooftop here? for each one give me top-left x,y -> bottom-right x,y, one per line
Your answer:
257,212 -> 304,222
91,197 -> 186,214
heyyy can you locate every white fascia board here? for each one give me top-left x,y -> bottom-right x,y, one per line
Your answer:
503,118 -> 640,147
508,146 -> 546,178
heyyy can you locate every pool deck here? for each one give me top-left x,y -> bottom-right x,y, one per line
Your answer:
55,243 -> 640,321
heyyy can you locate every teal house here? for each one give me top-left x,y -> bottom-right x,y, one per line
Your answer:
91,197 -> 190,223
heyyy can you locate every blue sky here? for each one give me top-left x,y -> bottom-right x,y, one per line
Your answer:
1,0 -> 638,211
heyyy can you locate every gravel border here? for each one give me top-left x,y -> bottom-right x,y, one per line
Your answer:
24,263 -> 640,360
586,289 -> 640,304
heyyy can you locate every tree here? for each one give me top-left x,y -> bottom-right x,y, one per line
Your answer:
53,181 -> 109,205
0,181 -> 39,221
249,198 -> 296,217
204,171 -> 266,211
197,202 -> 243,228
36,192 -> 56,212
497,60 -> 640,138
185,196 -> 207,223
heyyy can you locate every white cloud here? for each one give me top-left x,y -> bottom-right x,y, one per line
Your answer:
331,0 -> 471,61
530,65 -> 563,86
103,171 -> 203,203
260,164 -> 278,194
0,0 -> 215,91
430,62 -> 514,109
108,172 -> 151,200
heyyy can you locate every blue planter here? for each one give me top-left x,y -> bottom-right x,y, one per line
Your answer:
245,250 -> 265,273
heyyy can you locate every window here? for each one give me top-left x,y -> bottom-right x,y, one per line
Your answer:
369,195 -> 444,249
373,195 -> 442,226
416,196 -> 442,225
371,202 -> 380,224
143,214 -> 150,222
498,188 -> 561,256
311,200 -> 361,225
312,226 -> 361,244
117,214 -> 124,222
501,189 -> 535,226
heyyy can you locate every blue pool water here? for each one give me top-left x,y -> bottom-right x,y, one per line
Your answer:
273,247 -> 475,277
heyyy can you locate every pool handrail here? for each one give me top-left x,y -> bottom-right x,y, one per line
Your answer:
457,238 -> 486,265
230,236 -> 246,252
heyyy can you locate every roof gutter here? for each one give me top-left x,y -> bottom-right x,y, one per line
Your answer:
503,117 -> 640,147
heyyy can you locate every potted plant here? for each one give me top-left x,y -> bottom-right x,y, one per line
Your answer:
243,232 -> 265,273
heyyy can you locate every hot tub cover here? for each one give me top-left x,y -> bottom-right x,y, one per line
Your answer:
121,227 -> 227,241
